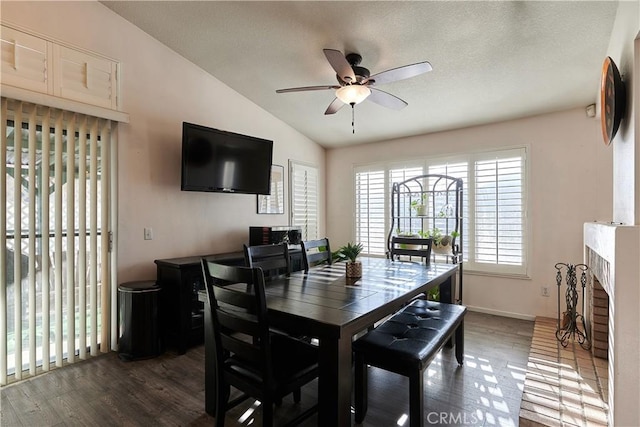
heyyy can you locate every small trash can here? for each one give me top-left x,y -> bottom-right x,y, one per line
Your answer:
118,280 -> 162,361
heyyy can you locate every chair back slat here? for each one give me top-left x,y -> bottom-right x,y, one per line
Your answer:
244,243 -> 291,279
389,236 -> 433,264
301,238 -> 332,272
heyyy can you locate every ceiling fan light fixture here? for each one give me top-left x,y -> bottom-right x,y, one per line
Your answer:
335,85 -> 371,105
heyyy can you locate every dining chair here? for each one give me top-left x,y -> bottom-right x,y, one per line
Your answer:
300,238 -> 332,272
243,243 -> 291,280
389,236 -> 433,264
201,260 -> 319,427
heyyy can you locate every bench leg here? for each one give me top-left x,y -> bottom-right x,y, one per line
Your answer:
455,321 -> 464,366
409,371 -> 424,427
354,352 -> 368,423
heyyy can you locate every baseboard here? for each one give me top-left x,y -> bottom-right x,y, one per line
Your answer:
466,305 -> 536,321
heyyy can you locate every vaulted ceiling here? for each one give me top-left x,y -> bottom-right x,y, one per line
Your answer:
102,1 -> 619,148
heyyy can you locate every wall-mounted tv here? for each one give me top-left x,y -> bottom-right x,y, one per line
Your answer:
181,122 -> 273,195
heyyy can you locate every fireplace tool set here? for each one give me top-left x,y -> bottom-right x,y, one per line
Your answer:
555,262 -> 591,350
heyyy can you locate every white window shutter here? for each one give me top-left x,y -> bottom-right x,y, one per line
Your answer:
290,161 -> 318,241
474,150 -> 525,268
0,26 -> 52,94
355,169 -> 386,256
53,44 -> 118,110
352,147 -> 527,276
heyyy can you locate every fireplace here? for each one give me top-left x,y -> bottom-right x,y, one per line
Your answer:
583,222 -> 640,427
589,278 -> 609,360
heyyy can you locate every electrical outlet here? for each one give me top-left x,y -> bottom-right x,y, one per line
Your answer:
541,286 -> 550,297
144,227 -> 153,240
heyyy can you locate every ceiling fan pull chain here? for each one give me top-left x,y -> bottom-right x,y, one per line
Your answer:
351,102 -> 356,134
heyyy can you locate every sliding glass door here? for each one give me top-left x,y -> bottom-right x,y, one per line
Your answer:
1,98 -> 115,384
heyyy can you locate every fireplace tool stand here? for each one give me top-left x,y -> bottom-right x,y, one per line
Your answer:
555,262 -> 591,350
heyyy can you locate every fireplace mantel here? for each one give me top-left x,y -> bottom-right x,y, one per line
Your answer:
583,222 -> 640,427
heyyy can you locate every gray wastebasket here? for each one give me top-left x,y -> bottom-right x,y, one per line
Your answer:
118,280 -> 162,361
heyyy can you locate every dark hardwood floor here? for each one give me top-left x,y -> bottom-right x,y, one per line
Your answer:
1,311 -> 533,427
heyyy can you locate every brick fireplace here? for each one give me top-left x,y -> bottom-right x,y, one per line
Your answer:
583,222 -> 639,427
589,278 -> 609,360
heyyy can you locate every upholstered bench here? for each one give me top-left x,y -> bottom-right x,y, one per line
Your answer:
353,299 -> 467,427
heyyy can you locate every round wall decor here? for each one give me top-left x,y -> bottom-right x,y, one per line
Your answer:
600,56 -> 626,145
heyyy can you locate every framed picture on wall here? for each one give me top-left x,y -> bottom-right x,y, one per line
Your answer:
257,164 -> 285,214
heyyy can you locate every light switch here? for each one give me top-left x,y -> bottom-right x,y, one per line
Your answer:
144,227 -> 153,240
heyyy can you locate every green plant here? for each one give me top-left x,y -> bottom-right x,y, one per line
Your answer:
336,242 -> 363,263
422,228 -> 459,247
410,193 -> 428,211
426,287 -> 440,301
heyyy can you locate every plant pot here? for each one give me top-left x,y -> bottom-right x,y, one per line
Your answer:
346,261 -> 362,278
414,205 -> 427,216
398,233 -> 421,249
432,244 -> 452,255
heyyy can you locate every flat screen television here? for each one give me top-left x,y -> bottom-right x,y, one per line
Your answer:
181,122 -> 273,194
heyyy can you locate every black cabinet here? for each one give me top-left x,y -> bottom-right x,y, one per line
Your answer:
155,247 -> 303,354
155,252 -> 244,354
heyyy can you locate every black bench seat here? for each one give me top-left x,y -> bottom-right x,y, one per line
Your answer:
353,299 -> 467,427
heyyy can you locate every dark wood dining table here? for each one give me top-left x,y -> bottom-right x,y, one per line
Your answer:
200,256 -> 459,426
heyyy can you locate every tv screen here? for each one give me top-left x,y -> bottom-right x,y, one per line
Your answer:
181,122 -> 273,195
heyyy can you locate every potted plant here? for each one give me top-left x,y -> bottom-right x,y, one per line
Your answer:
428,228 -> 460,255
397,229 -> 421,249
410,193 -> 428,216
337,242 -> 364,278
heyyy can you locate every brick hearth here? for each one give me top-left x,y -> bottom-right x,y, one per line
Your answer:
519,317 -> 608,427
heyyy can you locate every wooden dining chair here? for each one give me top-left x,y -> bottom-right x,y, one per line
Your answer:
243,243 -> 291,280
389,236 -> 433,265
201,260 -> 319,427
300,238 -> 332,272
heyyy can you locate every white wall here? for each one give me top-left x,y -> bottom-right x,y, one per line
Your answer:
327,109 -> 612,318
606,0 -> 639,225
0,1 -> 326,282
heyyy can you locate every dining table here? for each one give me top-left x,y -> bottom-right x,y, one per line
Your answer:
200,256 -> 460,427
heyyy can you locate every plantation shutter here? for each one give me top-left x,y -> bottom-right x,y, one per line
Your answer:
473,148 -> 526,271
427,161 -> 469,260
290,161 -> 318,240
355,168 -> 386,256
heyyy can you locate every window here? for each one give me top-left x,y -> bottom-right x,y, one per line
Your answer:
289,161 -> 318,240
354,148 -> 528,276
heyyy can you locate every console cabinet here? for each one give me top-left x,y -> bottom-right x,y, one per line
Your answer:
155,248 -> 303,354
155,252 -> 244,354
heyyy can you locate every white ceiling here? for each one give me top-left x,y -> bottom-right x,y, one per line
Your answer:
102,1 -> 619,148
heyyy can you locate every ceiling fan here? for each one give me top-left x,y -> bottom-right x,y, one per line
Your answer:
276,49 -> 432,119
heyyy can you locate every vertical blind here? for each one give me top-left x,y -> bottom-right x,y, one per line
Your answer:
1,98 -> 114,385
353,148 -> 527,275
290,161 -> 318,241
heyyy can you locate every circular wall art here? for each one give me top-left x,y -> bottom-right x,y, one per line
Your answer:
600,56 -> 626,145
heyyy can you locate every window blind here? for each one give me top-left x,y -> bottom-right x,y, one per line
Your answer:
289,161 -> 318,241
474,152 -> 525,269
353,148 -> 527,276
1,97 -> 114,385
355,168 -> 386,256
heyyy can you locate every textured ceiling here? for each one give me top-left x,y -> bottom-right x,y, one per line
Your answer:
102,1 -> 619,148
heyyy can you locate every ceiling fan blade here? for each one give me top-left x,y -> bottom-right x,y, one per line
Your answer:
324,98 -> 345,115
367,61 -> 432,85
276,85 -> 339,93
323,49 -> 356,83
367,88 -> 408,110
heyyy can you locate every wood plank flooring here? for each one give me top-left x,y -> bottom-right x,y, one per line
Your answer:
1,311 -> 533,426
